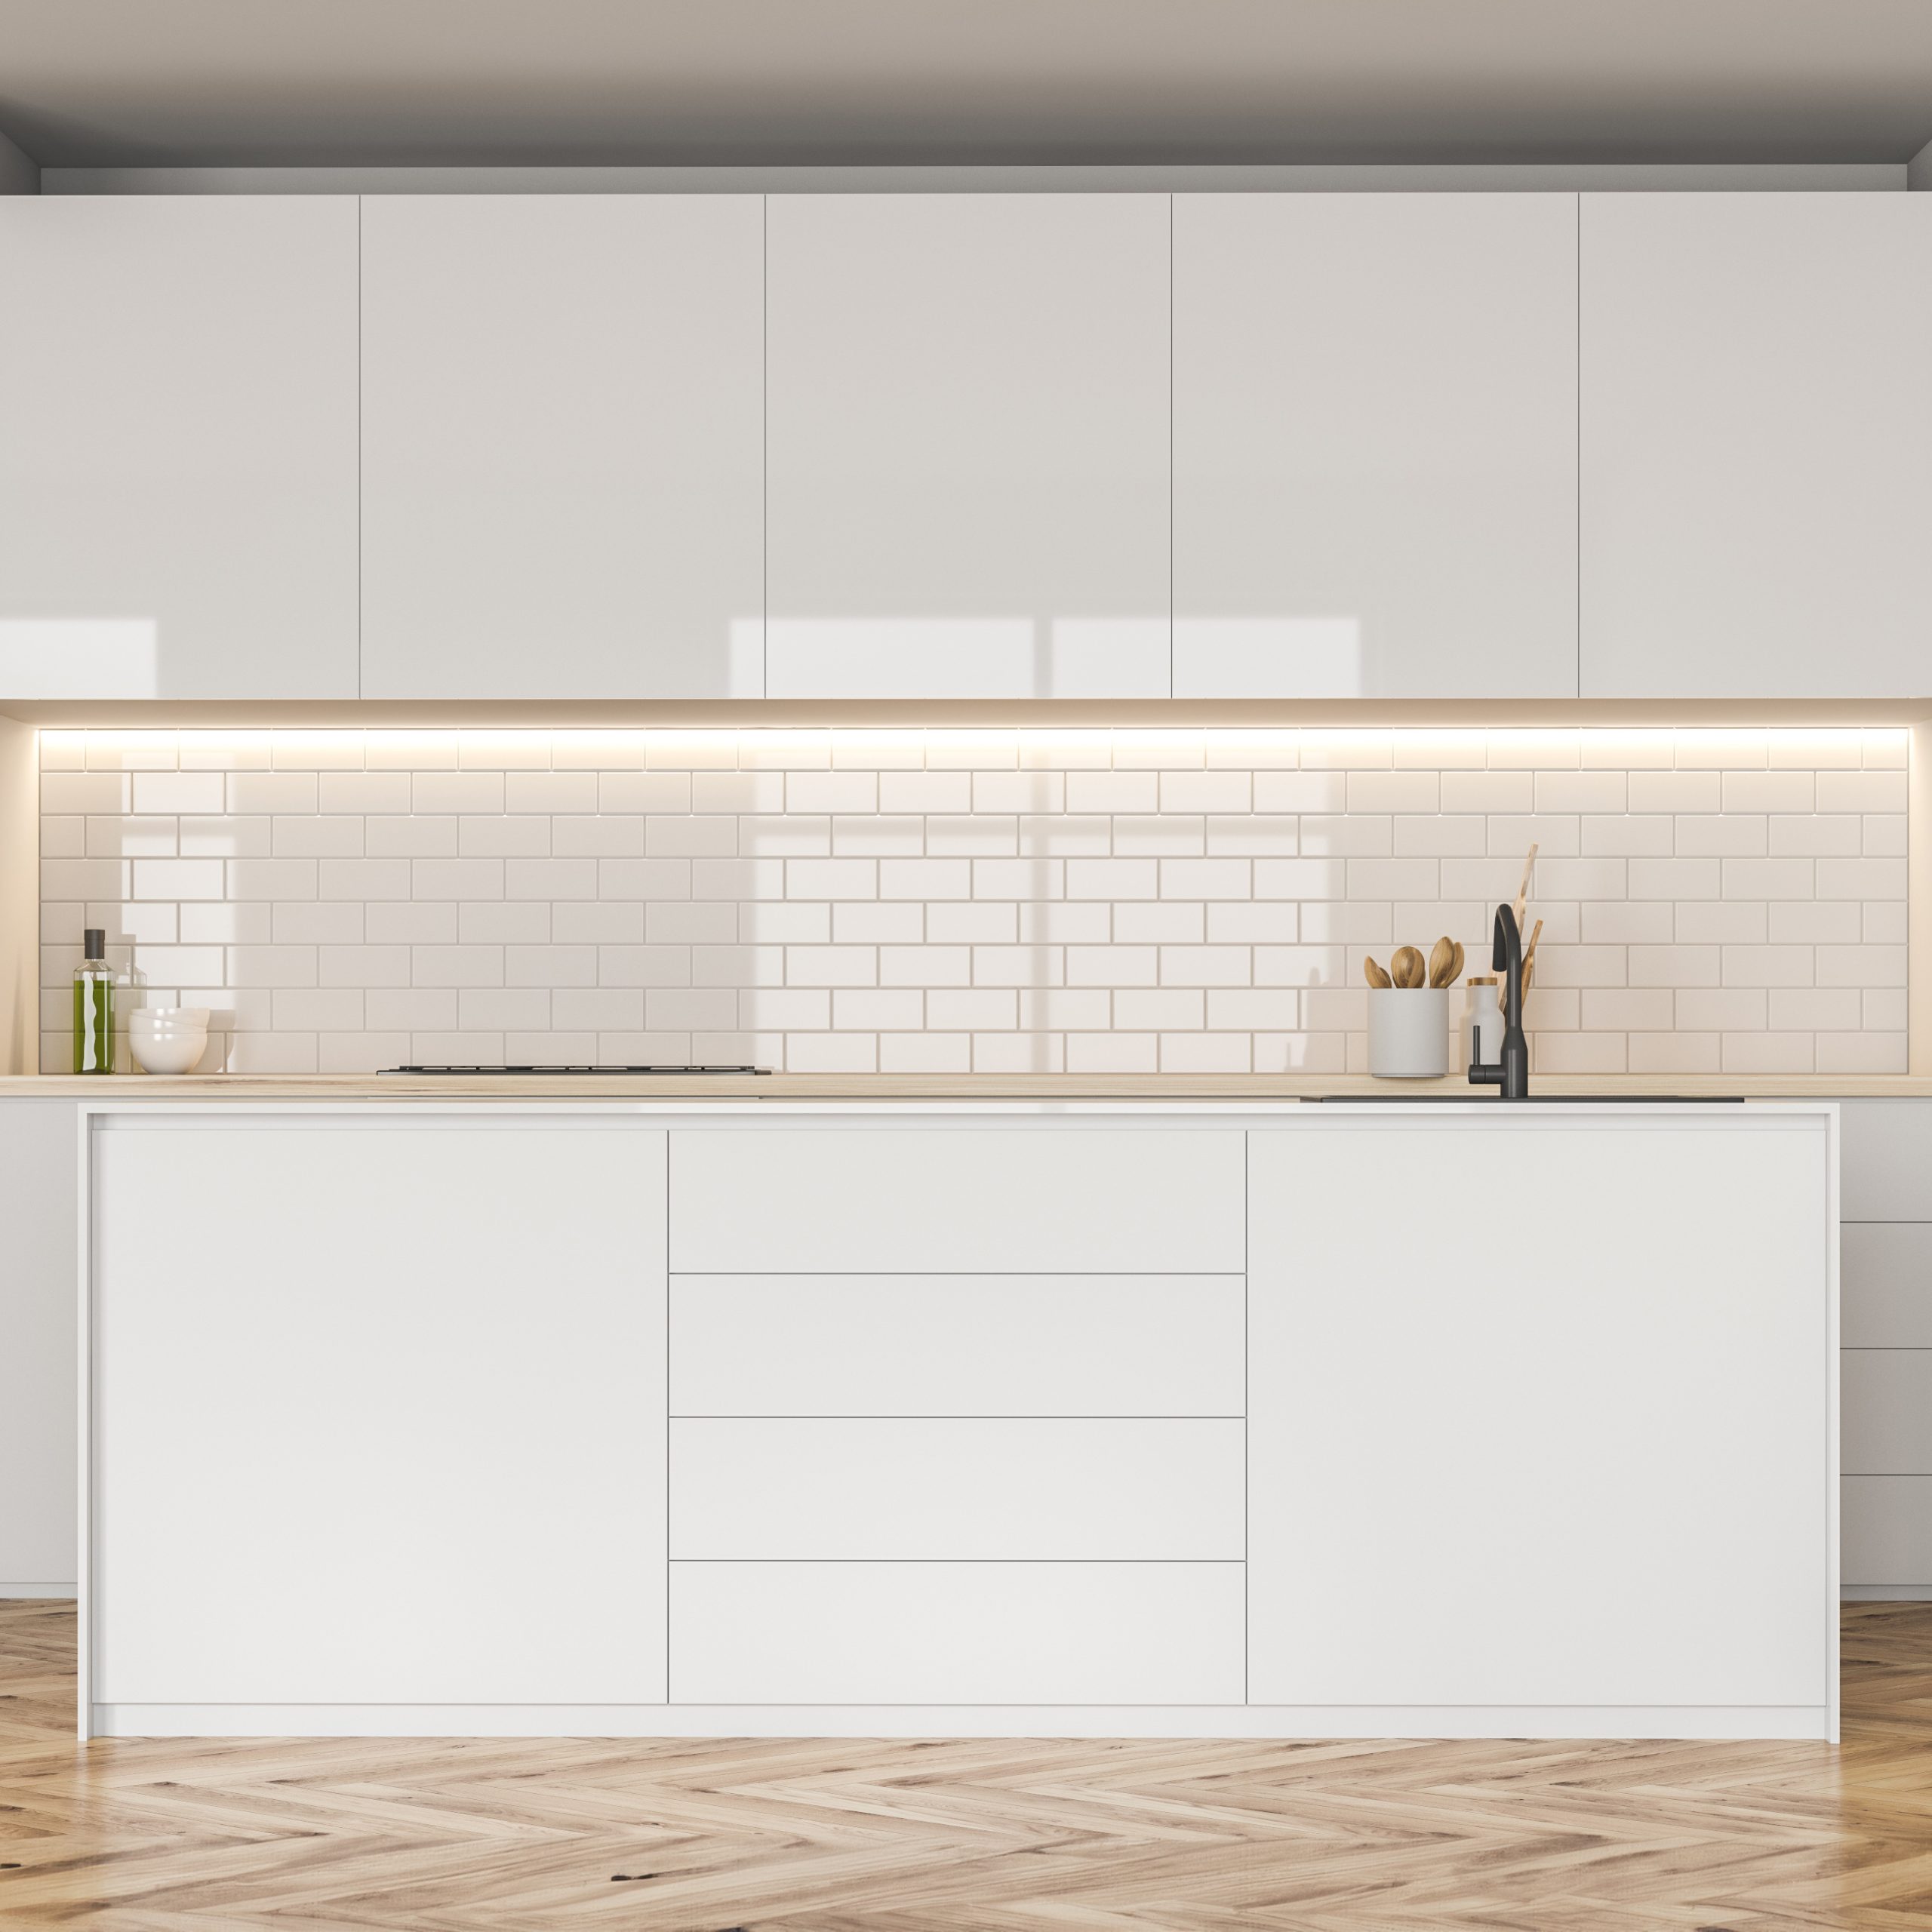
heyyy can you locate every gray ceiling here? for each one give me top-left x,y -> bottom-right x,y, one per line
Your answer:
4,0 -> 1932,171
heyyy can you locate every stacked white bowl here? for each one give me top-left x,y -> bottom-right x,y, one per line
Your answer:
128,1006 -> 211,1075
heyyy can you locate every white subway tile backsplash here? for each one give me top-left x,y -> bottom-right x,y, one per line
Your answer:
229,772 -> 319,815
1581,902 -> 1675,946
1628,771 -> 1721,813
38,728 -> 1909,1075
1721,944 -> 1815,987
1866,987 -> 1909,1031
1580,816 -> 1673,857
1767,814 -> 1861,857
1819,857 -> 1908,900
1628,944 -> 1721,988
134,857 -> 224,900
132,771 -> 226,816
1674,816 -> 1767,857
1720,771 -> 1814,813
1818,770 -> 1909,813
367,902 -> 459,945
1723,1032 -> 1816,1074
1817,944 -> 1907,988
1817,1031 -> 1909,1074
1866,901 -> 1909,946
1768,988 -> 1862,1031
318,858 -> 407,901
1676,901 -> 1769,945
1628,1030 -> 1721,1074
319,772 -> 413,815
1720,857 -> 1814,900
1676,987 -> 1767,1031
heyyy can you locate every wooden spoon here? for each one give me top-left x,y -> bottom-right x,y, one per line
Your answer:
1391,945 -> 1424,989
1363,955 -> 1392,990
1448,940 -> 1465,986
1427,936 -> 1457,989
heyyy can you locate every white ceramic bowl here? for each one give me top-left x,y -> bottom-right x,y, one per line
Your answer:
129,1008 -> 210,1075
131,1005 -> 210,1026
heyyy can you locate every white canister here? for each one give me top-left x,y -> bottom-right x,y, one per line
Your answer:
1366,986 -> 1451,1078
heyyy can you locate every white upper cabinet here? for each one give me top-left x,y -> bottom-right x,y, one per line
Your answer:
1580,195 -> 1932,698
1173,194 -> 1579,699
0,197 -> 359,700
360,195 -> 764,699
765,195 -> 1171,699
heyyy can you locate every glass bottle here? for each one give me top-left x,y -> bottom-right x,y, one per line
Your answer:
73,928 -> 114,1075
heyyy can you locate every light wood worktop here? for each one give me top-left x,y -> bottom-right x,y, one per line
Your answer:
2,1070 -> 1925,1101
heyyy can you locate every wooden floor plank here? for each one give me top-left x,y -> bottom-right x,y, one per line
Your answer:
3,1601 -> 1931,1927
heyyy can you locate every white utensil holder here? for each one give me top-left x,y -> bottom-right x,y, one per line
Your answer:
1367,986 -> 1451,1078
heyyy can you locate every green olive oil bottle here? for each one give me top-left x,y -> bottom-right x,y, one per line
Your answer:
73,928 -> 114,1075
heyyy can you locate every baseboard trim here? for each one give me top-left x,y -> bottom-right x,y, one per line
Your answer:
0,1584 -> 76,1600
91,1702 -> 1835,1742
1843,1586 -> 1932,1601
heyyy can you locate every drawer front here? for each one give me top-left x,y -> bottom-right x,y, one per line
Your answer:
671,1561 -> 1244,1704
671,1274 -> 1244,1417
1844,1477 -> 1932,1588
1844,1224 -> 1932,1346
670,1418 -> 1244,1559
1841,1101 -> 1932,1222
1843,1350 -> 1932,1473
669,1128 -> 1245,1273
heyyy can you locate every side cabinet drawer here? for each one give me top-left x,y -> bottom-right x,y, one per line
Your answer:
1843,1352 -> 1932,1474
669,1419 -> 1245,1559
1844,1477 -> 1932,1587
671,1561 -> 1244,1704
1841,1102 -> 1932,1221
671,1274 -> 1244,1417
1844,1225 -> 1932,1346
669,1128 -> 1245,1272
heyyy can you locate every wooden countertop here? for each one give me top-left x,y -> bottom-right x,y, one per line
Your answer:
1,1071 -> 1924,1102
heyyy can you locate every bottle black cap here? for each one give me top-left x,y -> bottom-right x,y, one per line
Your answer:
83,928 -> 106,961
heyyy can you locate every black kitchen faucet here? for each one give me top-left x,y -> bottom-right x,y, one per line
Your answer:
1467,903 -> 1531,1100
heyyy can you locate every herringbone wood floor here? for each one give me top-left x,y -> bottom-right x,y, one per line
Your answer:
3,1603 -> 1930,1928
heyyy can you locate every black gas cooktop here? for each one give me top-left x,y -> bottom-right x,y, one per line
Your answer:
381,1065 -> 772,1076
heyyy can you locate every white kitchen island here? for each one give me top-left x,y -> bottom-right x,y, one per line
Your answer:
78,1099 -> 1838,1740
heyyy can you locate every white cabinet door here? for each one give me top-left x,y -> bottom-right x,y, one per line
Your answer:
0,1102 -> 77,1592
1174,194 -> 1578,699
1580,194 -> 1932,697
1247,1117 -> 1832,1710
0,197 -> 358,700
92,1121 -> 667,1705
766,195 -> 1171,698
361,195 -> 764,698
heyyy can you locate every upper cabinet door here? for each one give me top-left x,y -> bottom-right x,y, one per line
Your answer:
766,195 -> 1171,699
1173,195 -> 1579,700
0,197 -> 359,700
360,195 -> 764,699
1580,195 -> 1932,698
